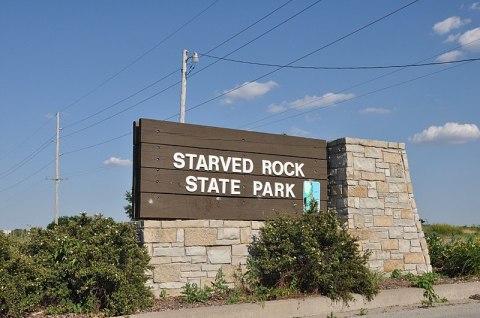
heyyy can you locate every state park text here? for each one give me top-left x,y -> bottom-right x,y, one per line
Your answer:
173,152 -> 305,198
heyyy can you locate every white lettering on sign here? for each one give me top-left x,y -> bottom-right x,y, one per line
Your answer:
261,160 -> 305,177
253,181 -> 295,198
185,175 -> 241,195
173,152 -> 309,198
173,152 -> 254,173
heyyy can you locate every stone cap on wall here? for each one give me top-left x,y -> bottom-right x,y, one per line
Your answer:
328,137 -> 405,150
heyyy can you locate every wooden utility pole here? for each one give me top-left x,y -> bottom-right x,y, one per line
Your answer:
180,49 -> 188,123
54,112 -> 60,225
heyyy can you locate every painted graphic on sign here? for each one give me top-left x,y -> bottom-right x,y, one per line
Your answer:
303,181 -> 320,213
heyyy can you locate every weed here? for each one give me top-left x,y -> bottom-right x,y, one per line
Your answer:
159,289 -> 167,298
226,287 -> 243,304
407,272 -> 447,306
211,269 -> 229,297
181,268 -> 234,303
390,269 -> 402,279
181,283 -> 212,303
359,308 -> 368,315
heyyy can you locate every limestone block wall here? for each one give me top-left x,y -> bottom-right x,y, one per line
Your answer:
138,220 -> 264,296
327,138 -> 431,274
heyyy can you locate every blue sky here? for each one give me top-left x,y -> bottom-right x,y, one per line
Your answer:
1,0 -> 479,230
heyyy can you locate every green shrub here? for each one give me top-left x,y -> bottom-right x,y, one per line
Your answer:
426,233 -> 480,277
26,213 -> 153,315
246,211 -> 379,303
0,232 -> 43,318
425,233 -> 447,271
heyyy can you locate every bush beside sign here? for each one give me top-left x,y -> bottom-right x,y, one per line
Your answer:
133,119 -> 327,220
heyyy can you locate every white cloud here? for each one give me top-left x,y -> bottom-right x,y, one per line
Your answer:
470,2 -> 480,10
444,33 -> 461,43
410,122 -> 480,144
433,16 -> 470,35
103,156 -> 132,167
267,104 -> 287,113
458,27 -> 480,51
222,80 -> 278,104
290,127 -> 310,137
268,92 -> 354,113
360,107 -> 392,115
436,50 -> 463,62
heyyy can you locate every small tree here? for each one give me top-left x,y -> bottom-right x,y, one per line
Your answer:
124,191 -> 133,219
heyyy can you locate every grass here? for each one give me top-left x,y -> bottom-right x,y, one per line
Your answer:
423,223 -> 480,239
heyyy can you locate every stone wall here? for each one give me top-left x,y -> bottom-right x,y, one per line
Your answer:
327,138 -> 431,274
139,220 -> 264,296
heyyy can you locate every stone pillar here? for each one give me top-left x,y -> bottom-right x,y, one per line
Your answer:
328,138 -> 431,274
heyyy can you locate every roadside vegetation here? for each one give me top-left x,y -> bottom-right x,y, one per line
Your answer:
423,223 -> 480,239
424,223 -> 480,277
0,214 -> 153,318
385,223 -> 480,306
2,214 -> 479,317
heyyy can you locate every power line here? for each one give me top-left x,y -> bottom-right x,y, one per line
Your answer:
198,53 -> 480,70
62,68 -> 179,129
182,0 -> 323,89
0,118 -> 52,163
238,38 -> 480,130
0,136 -> 54,179
2,133 -> 127,206
249,62 -> 472,130
0,159 -> 55,193
59,0 -> 220,114
164,0 -> 325,121
61,0 -> 314,135
62,132 -> 132,156
61,0 -> 222,128
203,0 -> 294,55
0,1 -> 220,184
0,0 -> 308,213
64,0 -> 480,136
61,80 -> 179,138
3,178 -> 45,204
176,0 -> 421,119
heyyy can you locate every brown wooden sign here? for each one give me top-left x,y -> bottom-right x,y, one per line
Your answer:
133,119 -> 327,221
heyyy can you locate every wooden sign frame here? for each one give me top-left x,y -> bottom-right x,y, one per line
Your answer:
133,119 -> 327,221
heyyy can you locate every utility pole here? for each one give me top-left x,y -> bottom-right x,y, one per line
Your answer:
54,112 -> 60,225
180,49 -> 188,123
179,49 -> 199,124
